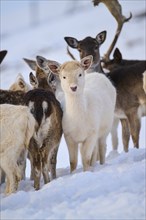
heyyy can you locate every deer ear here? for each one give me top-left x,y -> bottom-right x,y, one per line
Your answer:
36,56 -> 48,71
23,58 -> 37,71
47,61 -> 60,75
64,37 -> 79,48
0,50 -> 7,64
18,78 -> 25,89
36,56 -> 60,75
96,31 -> 107,45
113,48 -> 122,62
29,72 -> 38,88
80,55 -> 93,70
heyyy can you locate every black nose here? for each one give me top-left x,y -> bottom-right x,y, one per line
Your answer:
70,86 -> 77,92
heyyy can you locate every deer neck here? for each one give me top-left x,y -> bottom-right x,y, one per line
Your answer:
64,92 -> 86,116
86,60 -> 104,73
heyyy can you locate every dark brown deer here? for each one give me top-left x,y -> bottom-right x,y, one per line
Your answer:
102,47 -> 145,71
107,61 -> 146,149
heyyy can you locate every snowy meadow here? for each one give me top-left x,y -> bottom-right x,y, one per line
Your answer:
0,1 -> 146,219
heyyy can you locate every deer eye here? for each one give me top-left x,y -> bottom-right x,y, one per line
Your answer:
63,76 -> 66,79
79,74 -> 82,77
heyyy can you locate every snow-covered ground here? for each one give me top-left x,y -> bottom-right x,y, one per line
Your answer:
0,1 -> 146,219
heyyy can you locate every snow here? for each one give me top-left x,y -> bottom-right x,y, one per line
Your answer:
0,1 -> 146,219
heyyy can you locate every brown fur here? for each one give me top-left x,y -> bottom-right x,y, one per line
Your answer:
24,89 -> 63,190
103,48 -> 145,71
108,61 -> 146,148
0,89 -> 25,105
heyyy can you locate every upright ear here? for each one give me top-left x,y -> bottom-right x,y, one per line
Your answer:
36,55 -> 60,75
113,48 -> 122,62
0,50 -> 7,64
18,77 -> 26,89
29,72 -> 38,88
64,37 -> 79,49
96,31 -> 107,45
80,55 -> 93,70
47,61 -> 61,75
23,58 -> 37,71
36,56 -> 49,72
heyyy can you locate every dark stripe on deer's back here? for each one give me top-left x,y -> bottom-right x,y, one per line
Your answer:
24,88 -> 62,126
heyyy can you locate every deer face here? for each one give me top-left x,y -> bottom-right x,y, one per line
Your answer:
59,62 -> 85,94
77,37 -> 100,61
64,31 -> 106,73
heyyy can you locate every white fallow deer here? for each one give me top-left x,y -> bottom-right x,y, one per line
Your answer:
36,55 -> 116,172
65,32 -> 146,152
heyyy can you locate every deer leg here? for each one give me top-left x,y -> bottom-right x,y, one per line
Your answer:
120,118 -> 130,152
5,166 -> 20,195
0,169 -> 5,184
126,109 -> 141,148
41,148 -> 50,184
17,149 -> 27,180
81,134 -> 97,171
90,142 -> 99,166
28,152 -> 34,180
49,146 -> 59,180
111,117 -> 119,150
64,135 -> 78,173
98,136 -> 107,165
33,152 -> 42,190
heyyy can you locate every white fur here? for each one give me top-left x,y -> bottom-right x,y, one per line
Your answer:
59,61 -> 116,171
0,104 -> 35,195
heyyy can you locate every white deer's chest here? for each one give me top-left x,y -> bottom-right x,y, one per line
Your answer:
62,113 -> 89,143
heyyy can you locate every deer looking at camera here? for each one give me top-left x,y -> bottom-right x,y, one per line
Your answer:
64,29 -> 146,152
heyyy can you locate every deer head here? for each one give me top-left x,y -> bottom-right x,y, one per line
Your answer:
64,31 -> 106,73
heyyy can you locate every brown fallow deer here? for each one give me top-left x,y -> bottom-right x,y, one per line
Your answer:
23,58 -> 63,184
24,87 -> 63,190
102,47 -> 146,71
102,47 -> 146,151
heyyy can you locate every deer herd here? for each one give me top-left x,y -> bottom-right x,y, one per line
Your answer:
0,0 -> 146,195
